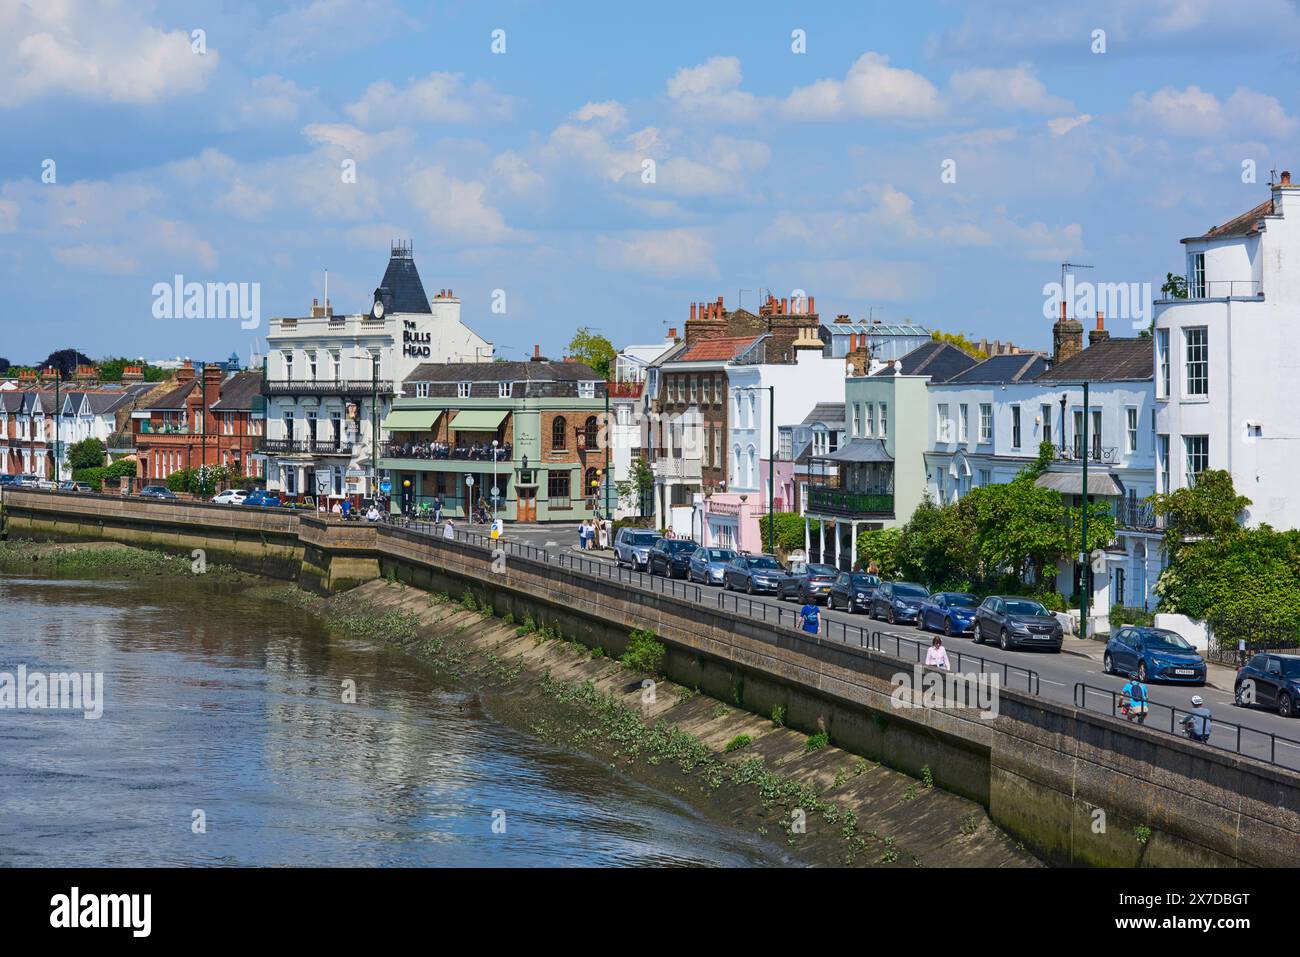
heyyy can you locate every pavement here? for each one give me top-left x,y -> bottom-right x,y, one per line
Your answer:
1060,635 -> 1237,693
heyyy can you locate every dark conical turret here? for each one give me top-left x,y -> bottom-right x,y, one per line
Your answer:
374,240 -> 432,314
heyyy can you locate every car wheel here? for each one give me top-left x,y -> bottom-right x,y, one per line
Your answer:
973,626 -> 983,645
1137,661 -> 1147,682
1233,684 -> 1247,708
1103,652 -> 1114,675
943,617 -> 953,639
999,628 -> 1010,651
746,580 -> 754,595
1280,692 -> 1294,719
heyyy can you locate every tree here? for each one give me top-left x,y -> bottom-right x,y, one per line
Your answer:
1161,273 -> 1188,300
760,511 -> 819,555
67,437 -> 106,472
1152,469 -> 1251,553
893,496 -> 979,589
930,331 -> 989,359
567,327 -> 616,379
39,349 -> 94,377
615,456 -> 654,516
95,357 -> 169,382
855,527 -> 902,576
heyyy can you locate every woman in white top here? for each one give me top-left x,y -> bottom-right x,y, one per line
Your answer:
598,521 -> 609,549
925,635 -> 951,671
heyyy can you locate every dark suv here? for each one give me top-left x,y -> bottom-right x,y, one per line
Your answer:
973,596 -> 1063,651
1235,653 -> 1300,717
826,572 -> 881,613
870,582 -> 929,624
647,539 -> 699,578
723,554 -> 788,594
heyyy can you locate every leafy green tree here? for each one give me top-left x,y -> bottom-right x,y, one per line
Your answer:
95,357 -> 169,382
893,496 -> 979,589
1160,273 -> 1188,299
855,527 -> 902,576
67,437 -> 105,472
39,349 -> 94,377
566,327 -> 616,379
615,456 -> 654,516
759,511 -> 819,554
1152,469 -> 1250,553
929,331 -> 988,359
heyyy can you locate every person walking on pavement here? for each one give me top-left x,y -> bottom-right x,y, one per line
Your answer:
799,598 -> 821,635
433,494 -> 443,524
598,520 -> 609,550
1121,672 -> 1149,724
926,635 -> 951,671
443,518 -> 455,540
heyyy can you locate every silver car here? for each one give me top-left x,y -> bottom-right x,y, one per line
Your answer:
688,547 -> 738,585
613,528 -> 663,571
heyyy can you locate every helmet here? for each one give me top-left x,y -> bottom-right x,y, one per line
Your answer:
1190,695 -> 1204,707
1129,672 -> 1141,681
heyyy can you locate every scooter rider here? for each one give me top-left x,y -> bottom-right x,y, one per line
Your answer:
1121,672 -> 1149,724
1180,694 -> 1213,742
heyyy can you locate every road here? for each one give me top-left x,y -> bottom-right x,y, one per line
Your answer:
434,519 -> 1300,771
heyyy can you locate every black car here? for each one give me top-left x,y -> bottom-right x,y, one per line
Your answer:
826,572 -> 881,613
647,539 -> 699,578
139,486 -> 178,500
723,554 -> 788,594
1234,653 -> 1300,717
973,596 -> 1063,651
870,581 -> 929,624
778,563 -> 839,603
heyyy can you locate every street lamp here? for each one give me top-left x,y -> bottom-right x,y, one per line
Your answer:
735,385 -> 776,552
491,439 -> 499,519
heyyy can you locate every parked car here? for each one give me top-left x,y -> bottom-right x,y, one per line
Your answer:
870,581 -> 930,624
974,596 -> 1063,651
212,489 -> 248,506
0,475 -> 20,487
826,572 -> 881,613
613,528 -> 663,570
18,475 -> 41,488
687,547 -> 737,585
647,538 -> 699,578
1234,653 -> 1300,717
35,479 -> 58,491
919,592 -> 981,636
723,554 -> 788,594
1104,626 -> 1206,684
782,563 -> 843,604
57,480 -> 93,492
243,490 -> 282,508
138,485 -> 178,500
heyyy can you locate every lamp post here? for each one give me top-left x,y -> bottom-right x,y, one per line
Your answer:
736,385 -> 776,553
53,367 -> 61,482
1080,380 -> 1091,637
604,382 -> 611,520
371,355 -> 379,504
491,439 -> 499,518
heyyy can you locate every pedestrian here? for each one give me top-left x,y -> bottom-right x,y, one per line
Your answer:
340,499 -> 352,520
926,635 -> 951,671
365,503 -> 381,522
331,500 -> 342,518
598,520 -> 609,550
583,520 -> 593,550
799,598 -> 821,636
867,559 -> 880,576
1121,672 -> 1149,724
433,494 -> 443,523
443,518 -> 455,540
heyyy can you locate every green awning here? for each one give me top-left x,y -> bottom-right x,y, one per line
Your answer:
450,409 -> 509,431
381,409 -> 441,431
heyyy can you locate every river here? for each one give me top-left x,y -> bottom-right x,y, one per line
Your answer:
0,572 -> 790,867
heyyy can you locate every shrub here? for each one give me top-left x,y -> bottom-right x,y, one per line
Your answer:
723,734 -> 752,752
1109,605 -> 1154,627
771,704 -> 786,727
760,511 -> 819,555
620,628 -> 666,674
805,731 -> 829,752
72,458 -> 137,489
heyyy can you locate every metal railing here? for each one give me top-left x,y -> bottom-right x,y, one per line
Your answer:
870,630 -> 1041,695
380,441 -> 511,462
1054,443 -> 1120,465
1186,280 -> 1263,301
1114,498 -> 1162,530
1074,682 -> 1300,771
261,379 -> 393,396
807,485 -> 893,517
259,438 -> 353,455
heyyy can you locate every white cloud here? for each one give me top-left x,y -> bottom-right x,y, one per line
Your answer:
53,243 -> 139,275
595,229 -> 717,278
1132,85 -> 1297,138
248,0 -> 409,63
949,65 -> 1072,114
406,166 -> 517,245
783,53 -> 942,121
345,72 -> 513,127
659,136 -> 770,197
240,75 -> 313,125
0,198 -> 17,233
491,151 -> 544,196
666,56 -> 762,122
1048,114 -> 1093,136
0,2 -> 217,106
572,100 -> 628,130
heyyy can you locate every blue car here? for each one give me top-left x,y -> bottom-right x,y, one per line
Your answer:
688,547 -> 737,585
1104,625 -> 1206,684
919,592 -> 980,636
243,490 -> 283,508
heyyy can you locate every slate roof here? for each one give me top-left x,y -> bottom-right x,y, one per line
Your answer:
816,438 -> 893,463
1183,197 -> 1273,243
801,402 -> 846,427
140,380 -> 197,411
873,340 -> 980,382
210,371 -> 264,411
1036,337 -> 1153,383
405,360 -> 600,384
945,352 -> 1049,384
374,246 -> 433,314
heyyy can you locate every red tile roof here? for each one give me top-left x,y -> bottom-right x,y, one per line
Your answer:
678,336 -> 761,361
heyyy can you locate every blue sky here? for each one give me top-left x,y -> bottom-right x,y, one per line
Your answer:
4,0 -> 1300,365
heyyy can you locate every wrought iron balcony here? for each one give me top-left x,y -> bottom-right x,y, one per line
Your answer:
1115,498 -> 1163,531
1053,442 -> 1120,465
807,485 -> 894,518
261,379 -> 392,397
259,438 -> 354,455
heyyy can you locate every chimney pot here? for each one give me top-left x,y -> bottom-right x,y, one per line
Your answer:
1060,300 -> 1067,321
534,344 -> 540,358
781,297 -> 788,314
807,295 -> 814,314
1096,311 -> 1105,330
1283,170 -> 1292,185
668,326 -> 678,339
690,302 -> 697,321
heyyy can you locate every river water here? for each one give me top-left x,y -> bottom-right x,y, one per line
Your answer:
0,572 -> 789,867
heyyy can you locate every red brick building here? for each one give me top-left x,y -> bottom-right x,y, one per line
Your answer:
134,363 -> 264,482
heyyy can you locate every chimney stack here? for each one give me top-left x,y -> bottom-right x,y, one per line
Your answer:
1052,300 -> 1084,365
1089,311 -> 1111,347
1283,170 -> 1293,186
836,314 -> 850,324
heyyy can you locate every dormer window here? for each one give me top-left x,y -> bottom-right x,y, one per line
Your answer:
499,381 -> 513,398
458,381 -> 472,398
415,383 -> 430,398
578,381 -> 596,399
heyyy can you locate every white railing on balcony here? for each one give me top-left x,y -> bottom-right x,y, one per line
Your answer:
652,457 -> 702,480
1184,280 -> 1263,301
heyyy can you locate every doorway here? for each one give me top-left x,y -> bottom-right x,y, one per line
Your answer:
517,487 -> 536,522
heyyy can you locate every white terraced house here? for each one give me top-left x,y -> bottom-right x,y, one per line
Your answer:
1153,171 -> 1300,530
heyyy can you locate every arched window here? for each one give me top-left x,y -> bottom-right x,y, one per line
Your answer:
552,416 -> 567,450
585,467 -> 600,499
584,416 -> 599,450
